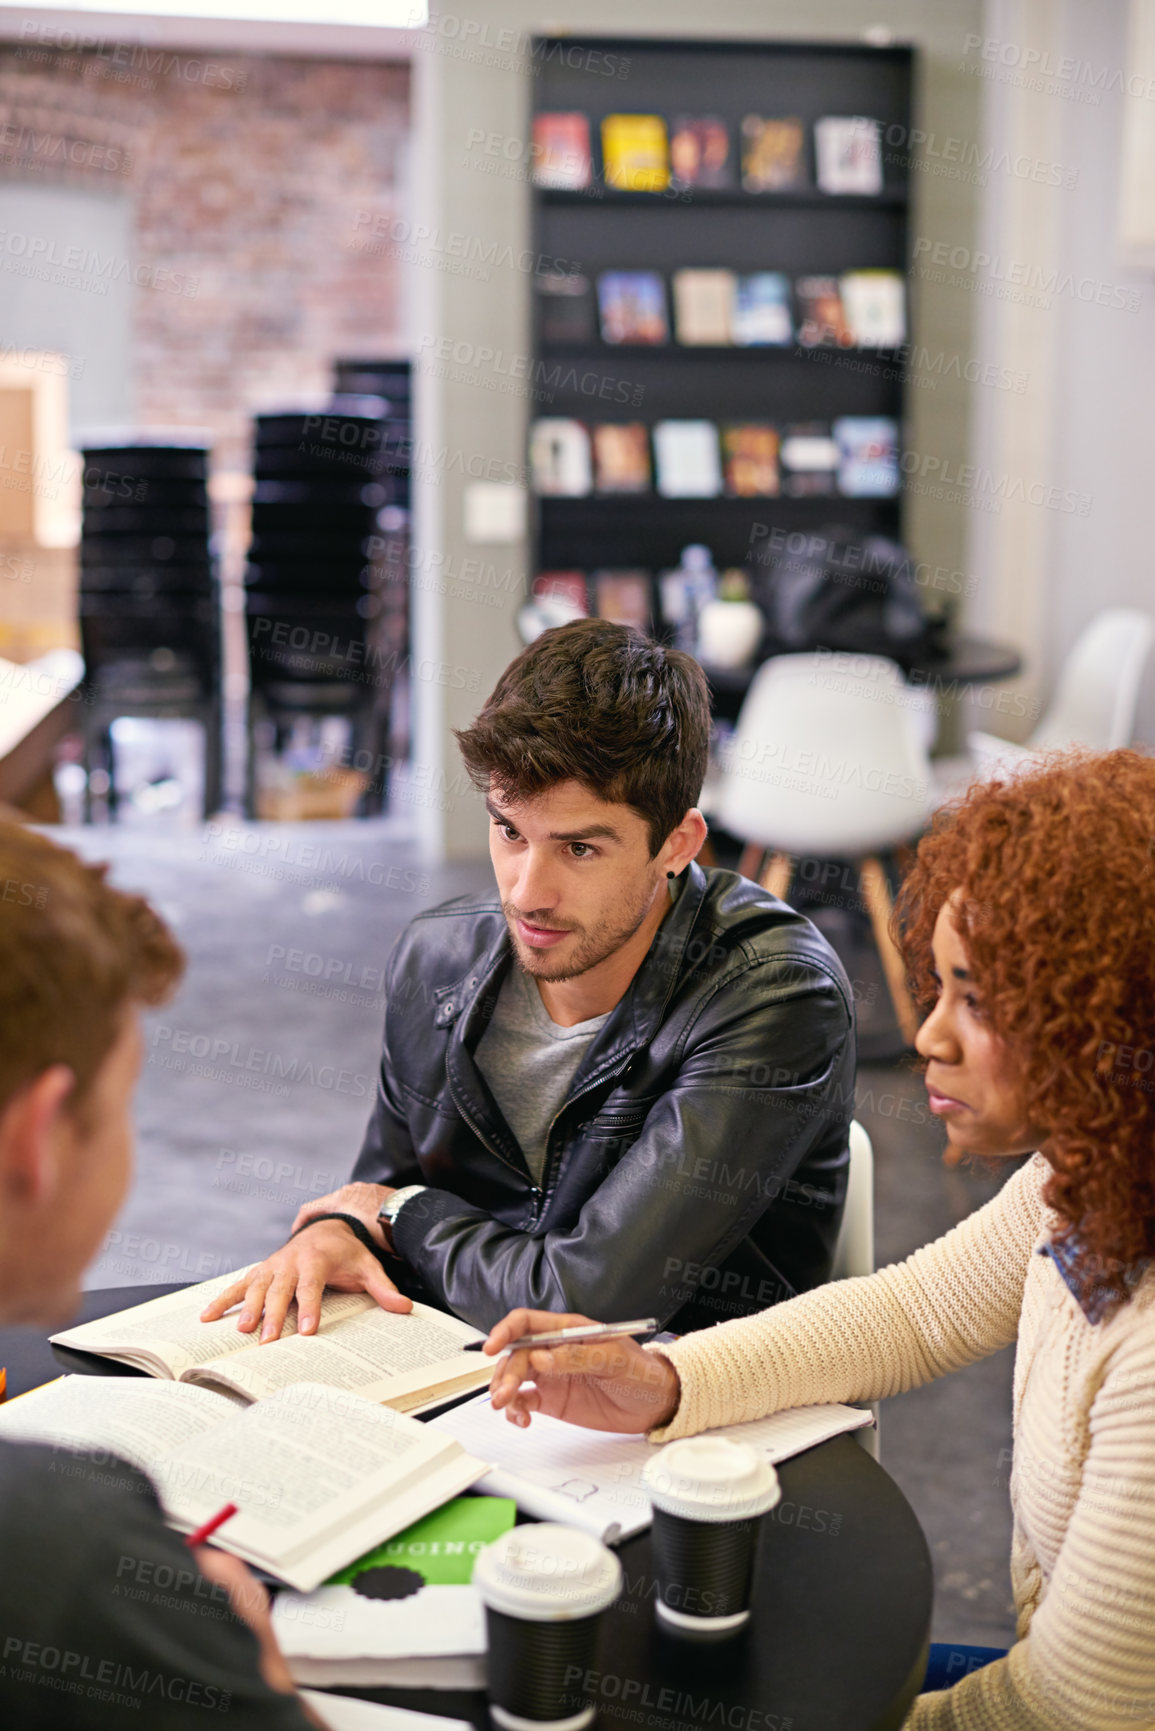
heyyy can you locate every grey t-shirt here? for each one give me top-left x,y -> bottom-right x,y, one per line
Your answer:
475,964 -> 609,1186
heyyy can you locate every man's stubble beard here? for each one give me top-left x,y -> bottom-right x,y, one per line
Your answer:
504,874 -> 662,983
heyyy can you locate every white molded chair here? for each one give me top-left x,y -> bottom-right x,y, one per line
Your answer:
967,608 -> 1155,781
831,1120 -> 879,1460
716,652 -> 933,1044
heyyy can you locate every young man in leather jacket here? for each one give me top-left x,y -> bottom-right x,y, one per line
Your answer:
203,619 -> 855,1340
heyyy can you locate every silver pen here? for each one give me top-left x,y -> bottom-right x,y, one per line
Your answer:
464,1317 -> 658,1353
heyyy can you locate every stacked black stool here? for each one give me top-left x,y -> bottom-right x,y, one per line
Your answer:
78,442 -> 221,818
243,391 -> 407,816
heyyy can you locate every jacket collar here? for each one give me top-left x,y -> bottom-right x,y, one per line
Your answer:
434,860 -> 710,1055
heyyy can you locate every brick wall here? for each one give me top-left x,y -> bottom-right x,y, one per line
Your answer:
0,43 -> 410,471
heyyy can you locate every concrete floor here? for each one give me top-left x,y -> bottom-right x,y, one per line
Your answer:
62,817 -> 1017,1648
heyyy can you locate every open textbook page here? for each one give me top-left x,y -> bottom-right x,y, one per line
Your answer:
50,1273 -> 490,1411
0,1376 -> 489,1592
431,1395 -> 874,1543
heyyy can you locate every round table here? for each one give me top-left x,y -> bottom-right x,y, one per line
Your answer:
706,632 -> 1023,723
0,1286 -> 933,1731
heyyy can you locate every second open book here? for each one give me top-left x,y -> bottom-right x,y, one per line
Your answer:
0,1272 -> 493,1591
48,1270 -> 492,1412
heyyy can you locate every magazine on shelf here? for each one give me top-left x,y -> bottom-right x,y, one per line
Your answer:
592,422 -> 652,493
840,269 -> 906,347
722,424 -> 781,497
669,115 -> 734,188
592,570 -> 653,632
833,416 -> 901,496
672,268 -> 736,345
814,116 -> 884,195
533,572 -> 589,614
653,420 -> 723,497
601,114 -> 669,191
531,113 -> 592,190
597,271 -> 669,345
529,419 -> 592,495
536,271 -> 596,345
795,275 -> 854,347
740,115 -> 806,191
732,272 -> 793,345
779,422 -> 840,496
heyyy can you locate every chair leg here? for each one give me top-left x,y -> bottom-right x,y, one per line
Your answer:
860,856 -> 920,1047
760,851 -> 793,901
738,842 -> 766,882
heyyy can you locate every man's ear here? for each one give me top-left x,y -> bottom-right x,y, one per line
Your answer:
661,808 -> 710,878
0,1065 -> 77,1207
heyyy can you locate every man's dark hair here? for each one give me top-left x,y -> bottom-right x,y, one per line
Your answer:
455,619 -> 710,856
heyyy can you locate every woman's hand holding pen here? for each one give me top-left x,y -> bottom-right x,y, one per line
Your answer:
484,1309 -> 681,1434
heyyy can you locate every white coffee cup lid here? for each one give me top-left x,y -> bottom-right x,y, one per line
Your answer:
473,1524 -> 623,1621
643,1437 -> 781,1523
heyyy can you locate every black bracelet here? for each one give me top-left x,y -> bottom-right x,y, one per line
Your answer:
291,1211 -> 392,1268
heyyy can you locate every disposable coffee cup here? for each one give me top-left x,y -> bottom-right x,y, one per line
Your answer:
643,1437 -> 780,1637
474,1523 -> 623,1731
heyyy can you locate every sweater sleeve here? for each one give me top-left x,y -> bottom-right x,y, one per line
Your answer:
904,1314 -> 1155,1730
649,1154 -> 1046,1441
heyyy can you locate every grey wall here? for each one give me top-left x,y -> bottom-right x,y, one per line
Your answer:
411,1 -> 986,857
1042,0 -> 1155,742
0,180 -> 135,436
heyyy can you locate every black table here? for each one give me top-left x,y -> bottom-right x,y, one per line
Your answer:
1,1287 -> 933,1731
707,632 -> 1023,723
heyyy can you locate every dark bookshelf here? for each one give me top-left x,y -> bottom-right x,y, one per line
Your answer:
529,34 -> 914,584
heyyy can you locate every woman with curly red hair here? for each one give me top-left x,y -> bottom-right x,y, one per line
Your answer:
484,749 -> 1155,1729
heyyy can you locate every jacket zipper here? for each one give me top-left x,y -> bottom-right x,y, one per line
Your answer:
532,1055 -> 639,1226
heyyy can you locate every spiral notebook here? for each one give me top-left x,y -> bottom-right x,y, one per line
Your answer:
430,1398 -> 873,1545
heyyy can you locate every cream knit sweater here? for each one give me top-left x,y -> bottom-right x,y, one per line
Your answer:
650,1153 -> 1155,1729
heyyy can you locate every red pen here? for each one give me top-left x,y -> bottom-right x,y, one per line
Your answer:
185,1502 -> 239,1549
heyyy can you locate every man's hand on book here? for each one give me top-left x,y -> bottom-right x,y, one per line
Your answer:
485,1309 -> 681,1435
199,1217 -> 412,1342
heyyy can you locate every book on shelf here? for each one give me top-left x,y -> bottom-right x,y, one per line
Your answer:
795,274 -> 854,348
592,422 -> 652,493
814,115 -> 884,195
779,423 -> 840,496
669,115 -> 734,189
653,420 -> 723,497
596,271 -> 668,345
530,418 -> 592,495
536,270 -> 596,345
592,570 -> 653,632
839,269 -> 906,347
533,571 -> 589,613
274,1496 -> 515,1691
600,114 -> 669,191
740,116 -> 806,191
722,424 -> 781,497
833,416 -> 901,496
531,112 -> 592,190
732,272 -> 793,346
672,268 -> 736,345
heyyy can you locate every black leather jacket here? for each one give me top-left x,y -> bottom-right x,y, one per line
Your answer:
353,862 -> 854,1333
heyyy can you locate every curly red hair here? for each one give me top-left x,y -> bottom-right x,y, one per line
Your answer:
895,749 -> 1155,1295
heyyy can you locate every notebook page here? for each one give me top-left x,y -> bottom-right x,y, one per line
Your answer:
430,1398 -> 873,1543
301,1690 -> 472,1731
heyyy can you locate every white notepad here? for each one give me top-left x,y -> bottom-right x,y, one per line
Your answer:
429,1398 -> 873,1544
301,1690 -> 473,1731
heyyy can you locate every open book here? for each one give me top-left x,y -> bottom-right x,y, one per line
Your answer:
0,1374 -> 488,1592
50,1270 -> 491,1414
